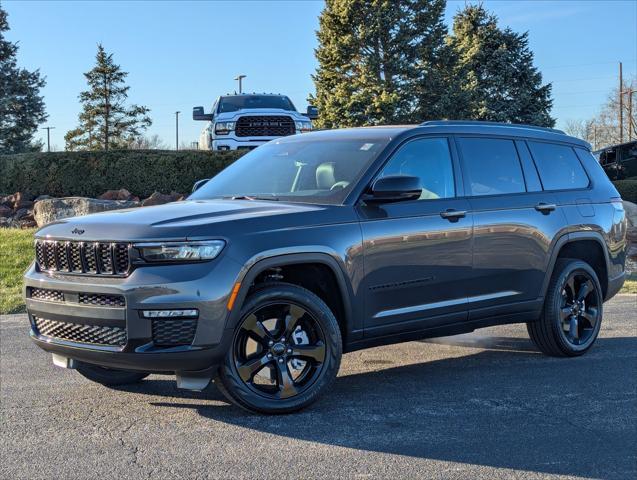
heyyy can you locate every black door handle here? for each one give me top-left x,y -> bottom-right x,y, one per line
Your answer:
440,209 -> 467,221
535,203 -> 556,214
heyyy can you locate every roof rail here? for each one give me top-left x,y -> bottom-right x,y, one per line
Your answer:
420,120 -> 566,135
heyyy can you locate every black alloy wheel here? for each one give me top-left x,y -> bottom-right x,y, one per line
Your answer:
557,270 -> 602,347
527,259 -> 603,357
216,282 -> 342,414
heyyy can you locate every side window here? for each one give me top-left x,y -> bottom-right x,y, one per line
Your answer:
528,142 -> 590,190
378,137 -> 455,200
456,137 -> 526,196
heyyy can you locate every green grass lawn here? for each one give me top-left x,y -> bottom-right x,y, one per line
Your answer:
0,228 -> 36,314
0,228 -> 636,315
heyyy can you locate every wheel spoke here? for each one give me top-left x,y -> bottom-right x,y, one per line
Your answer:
277,304 -> 305,340
581,307 -> 598,328
566,276 -> 576,299
290,341 -> 326,363
560,307 -> 573,321
275,361 -> 298,399
237,354 -> 271,382
577,280 -> 593,302
569,315 -> 579,341
242,314 -> 271,342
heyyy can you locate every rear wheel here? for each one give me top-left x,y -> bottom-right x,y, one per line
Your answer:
76,362 -> 149,386
527,259 -> 603,357
216,282 -> 342,414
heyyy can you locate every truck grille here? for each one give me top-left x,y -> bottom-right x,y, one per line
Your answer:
34,317 -> 127,347
35,240 -> 131,275
235,115 -> 295,137
152,319 -> 197,346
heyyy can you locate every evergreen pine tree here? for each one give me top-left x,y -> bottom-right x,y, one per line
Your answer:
0,5 -> 47,154
65,44 -> 151,150
448,5 -> 555,126
310,0 -> 452,128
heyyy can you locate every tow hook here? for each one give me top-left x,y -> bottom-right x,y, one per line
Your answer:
51,354 -> 77,369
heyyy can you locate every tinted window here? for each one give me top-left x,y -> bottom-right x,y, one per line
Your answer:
528,142 -> 589,190
457,138 -> 526,196
379,138 -> 455,200
218,95 -> 295,113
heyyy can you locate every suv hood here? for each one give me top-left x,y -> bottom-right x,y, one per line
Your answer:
36,199 -> 354,242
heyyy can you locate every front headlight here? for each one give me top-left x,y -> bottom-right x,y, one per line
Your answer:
295,120 -> 313,132
136,240 -> 225,262
214,121 -> 235,135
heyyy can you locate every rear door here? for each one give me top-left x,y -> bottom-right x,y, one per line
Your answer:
357,136 -> 473,337
456,136 -> 564,318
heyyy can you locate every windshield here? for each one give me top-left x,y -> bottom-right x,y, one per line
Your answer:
218,95 -> 296,113
189,136 -> 389,204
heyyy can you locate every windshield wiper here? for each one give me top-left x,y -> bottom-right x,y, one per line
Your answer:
225,195 -> 280,201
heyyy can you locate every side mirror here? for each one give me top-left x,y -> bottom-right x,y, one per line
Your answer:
365,175 -> 421,203
306,105 -> 318,120
193,106 -> 213,121
192,178 -> 210,193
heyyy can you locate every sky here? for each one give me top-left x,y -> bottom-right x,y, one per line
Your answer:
3,0 -> 637,150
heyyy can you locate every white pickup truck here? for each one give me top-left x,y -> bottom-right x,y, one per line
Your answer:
193,94 -> 318,151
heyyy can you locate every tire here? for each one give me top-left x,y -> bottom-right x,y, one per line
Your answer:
76,362 -> 150,386
527,258 -> 604,357
215,282 -> 342,414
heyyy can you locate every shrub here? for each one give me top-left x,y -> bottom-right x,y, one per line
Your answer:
0,150 -> 245,198
613,179 -> 637,204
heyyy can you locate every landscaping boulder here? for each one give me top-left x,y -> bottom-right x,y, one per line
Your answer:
99,188 -> 139,202
0,205 -> 12,218
33,197 -> 140,227
141,191 -> 184,207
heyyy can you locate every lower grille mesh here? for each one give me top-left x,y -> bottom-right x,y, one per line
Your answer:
30,288 -> 64,302
79,293 -> 126,308
152,319 -> 197,346
34,317 -> 127,347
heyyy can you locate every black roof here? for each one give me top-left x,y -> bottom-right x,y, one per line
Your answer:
292,121 -> 590,149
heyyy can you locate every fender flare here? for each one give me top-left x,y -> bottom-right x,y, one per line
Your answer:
225,252 -> 355,336
541,231 -> 611,299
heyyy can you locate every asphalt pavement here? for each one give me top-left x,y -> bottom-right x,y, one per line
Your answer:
1,295 -> 636,479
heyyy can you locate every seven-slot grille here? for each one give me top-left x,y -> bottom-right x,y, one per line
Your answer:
35,240 -> 130,275
152,319 -> 197,346
235,115 -> 295,137
33,317 -> 127,347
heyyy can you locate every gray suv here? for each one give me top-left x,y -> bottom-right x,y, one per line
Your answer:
24,121 -> 627,414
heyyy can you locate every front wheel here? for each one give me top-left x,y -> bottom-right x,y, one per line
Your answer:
527,259 -> 603,357
215,282 -> 342,414
76,362 -> 150,386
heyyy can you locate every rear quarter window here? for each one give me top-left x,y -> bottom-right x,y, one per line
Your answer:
528,142 -> 590,190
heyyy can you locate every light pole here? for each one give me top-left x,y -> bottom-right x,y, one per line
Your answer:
42,126 -> 55,152
175,111 -> 180,150
234,74 -> 246,94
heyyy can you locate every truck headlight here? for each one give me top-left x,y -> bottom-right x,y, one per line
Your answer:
214,121 -> 235,135
295,120 -> 313,133
136,241 -> 225,262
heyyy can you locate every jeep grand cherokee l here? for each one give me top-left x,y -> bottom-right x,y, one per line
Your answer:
24,121 -> 627,414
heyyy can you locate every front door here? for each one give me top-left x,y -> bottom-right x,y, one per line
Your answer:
357,136 -> 473,337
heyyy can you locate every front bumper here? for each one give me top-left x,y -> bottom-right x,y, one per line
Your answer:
23,256 -> 243,374
212,138 -> 272,151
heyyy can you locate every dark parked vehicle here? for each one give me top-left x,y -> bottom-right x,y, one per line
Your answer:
24,121 -> 627,414
594,140 -> 637,180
